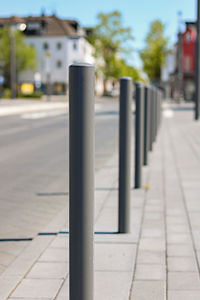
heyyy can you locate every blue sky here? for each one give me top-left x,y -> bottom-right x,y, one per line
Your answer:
1,0 -> 196,68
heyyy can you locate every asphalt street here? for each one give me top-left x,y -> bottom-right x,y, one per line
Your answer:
0,98 -> 119,240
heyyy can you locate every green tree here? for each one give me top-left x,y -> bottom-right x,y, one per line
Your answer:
88,10 -> 136,91
140,20 -> 168,83
0,26 -> 37,87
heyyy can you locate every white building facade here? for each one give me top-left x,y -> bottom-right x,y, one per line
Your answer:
19,35 -> 94,94
0,15 -> 95,95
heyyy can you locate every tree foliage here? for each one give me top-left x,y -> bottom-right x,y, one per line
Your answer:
140,20 -> 168,83
0,26 -> 37,85
88,10 -> 135,81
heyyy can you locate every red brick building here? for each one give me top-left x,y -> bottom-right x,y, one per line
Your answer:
181,22 -> 196,100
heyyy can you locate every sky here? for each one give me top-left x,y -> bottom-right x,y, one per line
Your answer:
0,0 -> 197,68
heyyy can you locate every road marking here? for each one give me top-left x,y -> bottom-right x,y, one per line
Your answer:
21,110 -> 66,119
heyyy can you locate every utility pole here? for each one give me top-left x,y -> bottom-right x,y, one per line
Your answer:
195,0 -> 200,120
10,26 -> 16,99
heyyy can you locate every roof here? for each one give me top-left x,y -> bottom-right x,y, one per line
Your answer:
0,15 -> 80,37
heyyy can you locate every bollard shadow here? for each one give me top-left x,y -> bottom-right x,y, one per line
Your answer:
95,187 -> 118,191
168,106 -> 193,111
38,231 -> 120,235
59,231 -> 120,235
37,192 -> 69,196
95,111 -> 119,116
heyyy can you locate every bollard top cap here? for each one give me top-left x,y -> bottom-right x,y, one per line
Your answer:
120,76 -> 132,81
135,81 -> 144,87
70,62 -> 94,68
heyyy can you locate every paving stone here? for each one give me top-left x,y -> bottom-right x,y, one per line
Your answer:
95,271 -> 132,300
27,262 -> 68,279
39,248 -> 68,262
167,244 -> 195,257
139,238 -> 165,252
142,228 -> 165,238
131,280 -> 166,300
10,278 -> 63,299
55,276 -> 69,300
135,264 -> 166,280
95,243 -> 136,272
167,224 -> 189,233
143,212 -> 163,221
168,290 -> 200,300
137,250 -> 165,264
94,232 -> 139,244
95,207 -> 118,232
168,272 -> 200,290
168,257 -> 198,272
50,236 -> 69,248
167,233 -> 192,244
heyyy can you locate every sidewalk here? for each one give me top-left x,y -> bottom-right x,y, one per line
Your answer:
1,102 -> 200,299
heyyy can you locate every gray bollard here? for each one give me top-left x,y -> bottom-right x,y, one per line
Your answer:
118,77 -> 132,233
153,87 -> 156,143
69,63 -> 94,300
135,82 -> 144,189
143,86 -> 150,166
149,86 -> 154,152
155,89 -> 158,139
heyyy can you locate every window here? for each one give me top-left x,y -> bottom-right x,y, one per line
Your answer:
43,42 -> 49,50
57,42 -> 62,50
185,33 -> 191,43
57,60 -> 62,68
185,56 -> 191,72
73,41 -> 77,50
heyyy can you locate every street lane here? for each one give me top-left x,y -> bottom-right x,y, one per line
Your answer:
0,98 -> 119,241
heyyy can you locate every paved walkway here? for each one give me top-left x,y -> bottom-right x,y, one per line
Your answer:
1,101 -> 200,299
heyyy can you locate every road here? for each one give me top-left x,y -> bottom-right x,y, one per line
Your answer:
0,98 -> 119,241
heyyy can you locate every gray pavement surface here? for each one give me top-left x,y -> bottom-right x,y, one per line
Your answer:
0,97 -> 119,278
1,100 -> 200,300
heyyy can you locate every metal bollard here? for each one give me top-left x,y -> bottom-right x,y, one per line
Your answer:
153,87 -> 156,143
135,82 -> 144,188
154,88 -> 157,141
118,77 -> 132,233
69,63 -> 94,300
143,86 -> 150,166
149,86 -> 153,152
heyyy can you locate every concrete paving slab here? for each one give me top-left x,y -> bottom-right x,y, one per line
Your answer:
10,278 -> 63,299
55,277 -> 69,300
95,243 -> 136,272
39,248 -> 68,262
139,238 -> 165,252
168,272 -> 200,290
95,271 -> 132,300
27,262 -> 68,279
130,280 -> 166,300
137,250 -> 165,264
168,257 -> 198,272
168,290 -> 200,300
135,264 -> 166,280
167,244 -> 195,257
167,233 -> 192,244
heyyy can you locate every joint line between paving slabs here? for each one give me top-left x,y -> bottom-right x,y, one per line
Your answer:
128,171 -> 150,299
162,121 -> 168,300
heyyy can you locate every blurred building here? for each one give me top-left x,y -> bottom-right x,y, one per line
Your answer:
0,15 -> 99,95
162,21 -> 196,101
